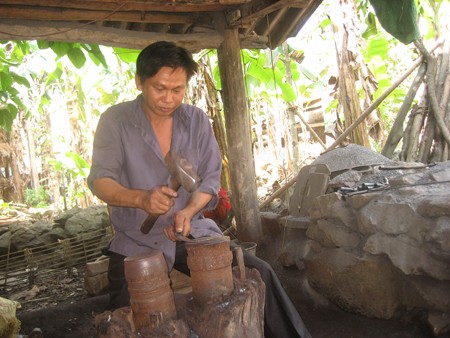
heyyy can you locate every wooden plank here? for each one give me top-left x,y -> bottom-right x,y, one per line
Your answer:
217,29 -> 263,243
230,0 -> 309,25
219,0 -> 251,4
0,7 -> 195,24
0,19 -> 269,50
0,0 -> 239,12
272,0 -> 322,45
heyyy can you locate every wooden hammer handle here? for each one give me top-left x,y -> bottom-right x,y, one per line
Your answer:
140,213 -> 160,234
140,181 -> 181,234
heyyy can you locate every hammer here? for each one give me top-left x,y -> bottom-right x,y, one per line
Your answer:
140,150 -> 202,234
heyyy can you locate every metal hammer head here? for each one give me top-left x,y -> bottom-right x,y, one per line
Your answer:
165,150 -> 202,192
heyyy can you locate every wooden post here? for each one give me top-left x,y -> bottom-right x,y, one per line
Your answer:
217,29 -> 262,243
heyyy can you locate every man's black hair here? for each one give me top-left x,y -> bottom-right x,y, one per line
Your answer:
136,41 -> 198,82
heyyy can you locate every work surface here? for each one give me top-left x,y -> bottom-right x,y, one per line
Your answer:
17,236 -> 434,338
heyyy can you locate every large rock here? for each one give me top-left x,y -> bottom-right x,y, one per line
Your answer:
0,220 -> 54,252
64,205 -> 109,237
305,248 -> 402,319
306,219 -> 360,249
358,201 -> 432,238
54,207 -> 83,226
364,233 -> 450,280
309,193 -> 357,230
0,205 -> 110,255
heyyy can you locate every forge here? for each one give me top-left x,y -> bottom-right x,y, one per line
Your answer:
94,236 -> 265,338
278,145 -> 450,337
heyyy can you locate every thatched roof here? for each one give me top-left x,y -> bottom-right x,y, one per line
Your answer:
0,0 -> 323,51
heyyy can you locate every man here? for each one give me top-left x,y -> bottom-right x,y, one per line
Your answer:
88,41 -> 311,338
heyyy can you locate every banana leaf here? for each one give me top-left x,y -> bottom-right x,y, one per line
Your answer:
369,0 -> 420,44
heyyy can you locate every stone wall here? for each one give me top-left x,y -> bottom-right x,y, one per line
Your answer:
0,205 -> 110,256
0,205 -> 110,290
278,149 -> 450,337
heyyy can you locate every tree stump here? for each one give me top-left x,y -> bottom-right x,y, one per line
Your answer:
176,266 -> 265,338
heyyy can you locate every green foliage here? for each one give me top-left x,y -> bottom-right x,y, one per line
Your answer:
45,62 -> 63,86
38,41 -> 108,69
113,47 -> 140,64
82,44 -> 108,67
369,0 -> 420,44
48,151 -> 90,180
417,0 -> 446,38
0,41 -> 31,130
67,46 -> 86,69
207,39 -> 325,123
0,0 -> 446,208
47,151 -> 91,209
240,48 -> 318,104
25,186 -> 50,207
0,105 -> 16,129
0,40 -> 115,131
0,199 -> 11,211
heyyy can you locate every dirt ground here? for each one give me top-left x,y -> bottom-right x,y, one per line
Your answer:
15,234 -> 443,338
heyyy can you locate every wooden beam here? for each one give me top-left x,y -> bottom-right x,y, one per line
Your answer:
0,7 -> 195,24
229,0 -> 309,26
0,19 -> 269,50
0,0 -> 236,12
273,0 -> 323,47
217,28 -> 263,243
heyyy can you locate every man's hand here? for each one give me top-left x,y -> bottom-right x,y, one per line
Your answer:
91,178 -> 177,215
163,191 -> 213,242
141,185 -> 177,215
164,209 -> 191,241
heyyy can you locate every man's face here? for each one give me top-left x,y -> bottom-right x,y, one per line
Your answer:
136,66 -> 188,118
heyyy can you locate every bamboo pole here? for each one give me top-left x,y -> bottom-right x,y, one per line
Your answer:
258,174 -> 296,210
381,62 -> 427,158
414,39 -> 450,147
325,39 -> 444,153
297,112 -> 326,149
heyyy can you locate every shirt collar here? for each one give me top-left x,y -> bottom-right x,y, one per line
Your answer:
130,95 -> 192,129
130,95 -> 193,152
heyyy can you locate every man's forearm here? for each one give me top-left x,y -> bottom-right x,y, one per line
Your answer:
183,191 -> 213,219
91,177 -> 145,209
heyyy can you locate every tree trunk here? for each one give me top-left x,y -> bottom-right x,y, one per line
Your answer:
282,42 -> 300,174
200,58 -> 231,191
217,29 -> 262,244
382,62 -> 427,158
24,119 -> 39,191
397,38 -> 450,164
415,39 -> 450,148
9,119 -> 26,203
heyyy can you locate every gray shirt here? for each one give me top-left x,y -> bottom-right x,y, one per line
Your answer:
88,95 -> 223,268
